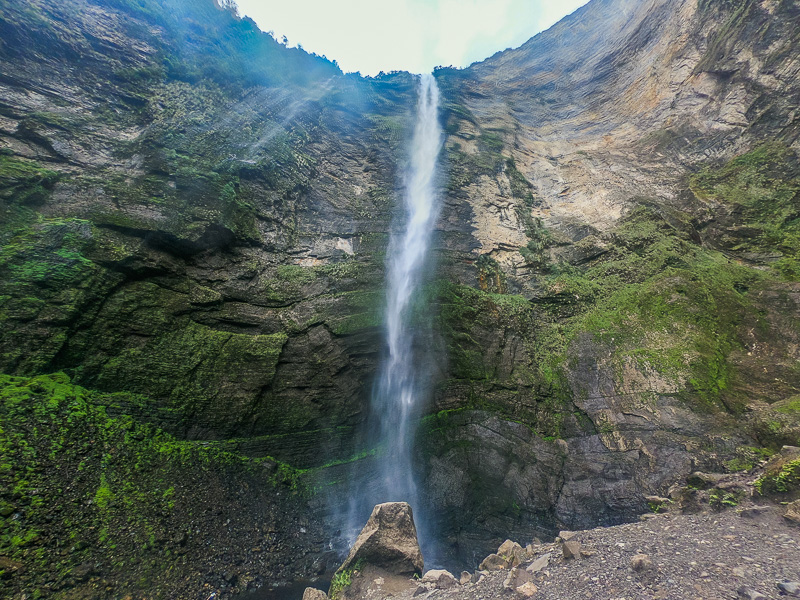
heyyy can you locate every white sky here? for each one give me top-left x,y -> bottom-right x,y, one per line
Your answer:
234,0 -> 590,75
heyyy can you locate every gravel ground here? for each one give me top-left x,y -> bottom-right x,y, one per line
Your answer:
407,505 -> 800,600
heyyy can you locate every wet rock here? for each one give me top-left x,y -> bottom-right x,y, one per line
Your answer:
420,569 -> 457,589
737,587 -> 767,600
561,540 -> 582,560
303,587 -> 328,600
526,553 -> 551,573
336,502 -> 423,577
631,554 -> 654,572
777,581 -> 800,597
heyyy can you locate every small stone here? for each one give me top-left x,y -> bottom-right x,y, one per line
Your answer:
732,567 -> 746,577
516,582 -> 539,597
412,585 -> 428,597
558,530 -> 577,541
777,582 -> 800,597
503,567 -> 532,590
561,540 -> 582,560
302,588 -> 328,600
420,569 -> 457,590
686,472 -> 726,490
630,554 -> 653,572
458,571 -> 471,585
738,505 -> 771,518
526,553 -> 551,573
737,587 -> 766,600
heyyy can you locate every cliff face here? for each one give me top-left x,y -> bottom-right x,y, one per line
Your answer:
1,0 -> 799,596
423,0 -> 800,557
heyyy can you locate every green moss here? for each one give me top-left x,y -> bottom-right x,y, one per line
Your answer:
755,458 -> 800,496
690,142 -> 800,279
329,559 -> 365,600
0,154 -> 60,205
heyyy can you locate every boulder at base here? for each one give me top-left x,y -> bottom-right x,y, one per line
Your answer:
338,502 -> 424,576
329,503 -> 424,600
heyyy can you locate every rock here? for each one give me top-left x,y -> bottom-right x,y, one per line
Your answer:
561,540 -> 582,560
516,582 -> 539,597
777,581 -> 800,597
412,585 -> 428,598
479,553 -> 510,571
459,571 -> 472,585
558,530 -> 577,541
420,569 -> 457,590
645,495 -> 669,506
738,505 -> 771,518
686,472 -> 726,490
503,567 -> 532,591
303,588 -> 328,600
526,553 -> 551,573
630,554 -> 654,572
783,500 -> 800,525
737,587 -> 766,600
335,502 -> 423,577
497,539 -> 527,567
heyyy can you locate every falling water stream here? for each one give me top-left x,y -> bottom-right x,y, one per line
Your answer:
344,73 -> 444,546
372,72 -> 443,506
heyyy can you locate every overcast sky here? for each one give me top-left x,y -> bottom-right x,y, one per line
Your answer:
233,0 -> 590,75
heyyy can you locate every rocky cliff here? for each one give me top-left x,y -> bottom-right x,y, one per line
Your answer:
1,0 -> 799,597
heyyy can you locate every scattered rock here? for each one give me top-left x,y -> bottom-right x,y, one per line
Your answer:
459,571 -> 472,585
631,554 -> 654,572
479,553 -> 509,571
645,495 -> 669,506
516,582 -> 539,597
303,587 -> 328,600
497,539 -> 527,567
686,472 -> 726,490
503,567 -> 532,591
778,581 -> 800,597
526,553 -> 551,573
783,500 -> 800,525
737,587 -> 766,600
335,502 -> 423,577
739,505 -> 771,518
411,585 -> 428,597
420,569 -> 457,590
561,540 -> 582,560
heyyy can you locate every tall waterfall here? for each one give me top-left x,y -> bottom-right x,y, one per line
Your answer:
374,72 -> 443,503
348,73 -> 443,537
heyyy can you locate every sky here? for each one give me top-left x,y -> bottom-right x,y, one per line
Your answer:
233,0 -> 590,76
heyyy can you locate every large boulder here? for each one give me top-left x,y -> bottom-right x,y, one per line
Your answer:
338,502 -> 424,577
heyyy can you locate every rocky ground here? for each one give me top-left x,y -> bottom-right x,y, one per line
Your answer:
319,451 -> 800,600
324,505 -> 800,600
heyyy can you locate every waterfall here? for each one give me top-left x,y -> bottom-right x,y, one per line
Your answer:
375,72 -> 442,503
347,73 -> 443,540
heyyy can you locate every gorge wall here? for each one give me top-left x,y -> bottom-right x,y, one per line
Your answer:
1,0 -> 799,597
